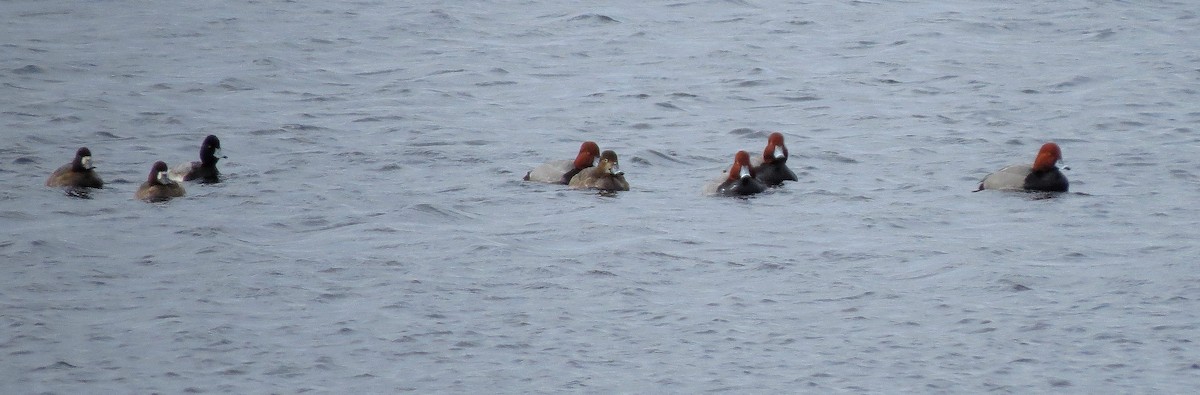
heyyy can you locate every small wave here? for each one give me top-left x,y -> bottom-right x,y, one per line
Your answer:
641,149 -> 687,164
406,203 -> 478,222
476,80 -> 516,87
12,65 -> 44,74
32,361 -> 78,371
782,95 -> 820,102
218,77 -> 255,91
568,14 -> 620,24
1052,76 -> 1092,89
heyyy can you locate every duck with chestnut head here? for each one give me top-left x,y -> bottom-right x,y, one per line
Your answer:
524,141 -> 601,185
976,142 -> 1068,192
704,150 -> 767,197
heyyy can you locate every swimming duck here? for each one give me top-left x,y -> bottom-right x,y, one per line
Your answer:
524,141 -> 601,184
977,142 -> 1068,192
46,147 -> 104,189
136,161 -> 186,202
704,150 -> 766,197
169,135 -> 225,183
569,150 -> 629,191
752,132 -> 798,186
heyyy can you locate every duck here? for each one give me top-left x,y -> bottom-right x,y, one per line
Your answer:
136,161 -> 186,202
46,147 -> 104,189
524,141 -> 601,184
704,150 -> 767,197
976,142 -> 1068,192
751,132 -> 798,186
169,135 -> 225,183
569,150 -> 629,191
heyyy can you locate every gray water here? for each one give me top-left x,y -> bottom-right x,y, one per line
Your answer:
3,0 -> 1200,393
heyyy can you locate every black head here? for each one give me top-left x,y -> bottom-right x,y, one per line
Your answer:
202,135 -> 221,150
73,147 -> 95,170
200,135 -> 225,164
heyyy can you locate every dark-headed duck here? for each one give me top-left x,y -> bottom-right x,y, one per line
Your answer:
569,150 -> 629,191
751,132 -> 798,186
976,142 -> 1068,192
169,134 -> 225,183
524,141 -> 601,184
136,161 -> 186,202
46,147 -> 104,189
705,150 -> 767,197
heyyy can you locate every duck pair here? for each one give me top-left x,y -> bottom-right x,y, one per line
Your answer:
46,135 -> 226,202
705,132 -> 799,197
524,141 -> 629,191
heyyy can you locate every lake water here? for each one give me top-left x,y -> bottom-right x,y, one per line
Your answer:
3,0 -> 1200,393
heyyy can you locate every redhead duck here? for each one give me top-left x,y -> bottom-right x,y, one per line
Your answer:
751,132 -> 798,186
136,161 -> 186,202
524,141 -> 601,184
46,147 -> 103,189
704,150 -> 767,196
569,150 -> 629,191
169,135 -> 225,183
977,142 -> 1069,192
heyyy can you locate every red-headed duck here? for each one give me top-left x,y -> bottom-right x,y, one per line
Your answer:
136,161 -> 186,202
46,147 -> 103,189
524,141 -> 601,184
751,132 -> 798,186
569,150 -> 629,191
169,135 -> 225,183
977,142 -> 1069,192
704,150 -> 767,196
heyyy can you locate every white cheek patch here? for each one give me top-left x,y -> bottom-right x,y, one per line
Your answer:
81,156 -> 94,169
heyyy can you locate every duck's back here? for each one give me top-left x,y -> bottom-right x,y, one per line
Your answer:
525,160 -> 576,184
980,164 -> 1033,190
753,161 -> 797,186
46,164 -> 103,188
169,161 -> 219,183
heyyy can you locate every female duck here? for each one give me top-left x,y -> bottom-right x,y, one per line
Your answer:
136,161 -> 186,202
752,132 -> 798,186
46,147 -> 103,189
170,135 -> 225,183
977,142 -> 1068,192
569,150 -> 629,191
524,141 -> 601,184
704,150 -> 766,197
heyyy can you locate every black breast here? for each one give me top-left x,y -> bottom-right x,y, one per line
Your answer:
1023,169 -> 1068,192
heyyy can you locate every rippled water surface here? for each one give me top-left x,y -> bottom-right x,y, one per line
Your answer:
3,0 -> 1200,393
